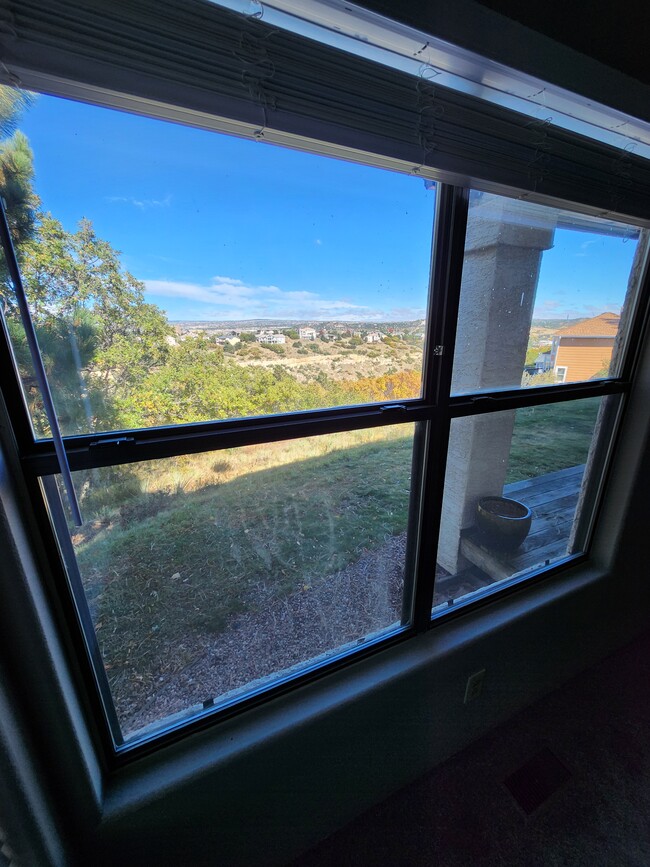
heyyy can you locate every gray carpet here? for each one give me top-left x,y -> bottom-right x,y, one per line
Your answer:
291,628 -> 650,866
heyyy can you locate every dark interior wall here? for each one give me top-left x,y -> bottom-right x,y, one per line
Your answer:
473,0 -> 650,85
357,0 -> 650,122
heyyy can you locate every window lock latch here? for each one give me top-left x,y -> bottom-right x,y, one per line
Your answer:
89,436 -> 136,449
432,345 -> 444,356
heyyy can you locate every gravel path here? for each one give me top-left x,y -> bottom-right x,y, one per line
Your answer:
119,533 -> 408,737
117,533 -> 490,740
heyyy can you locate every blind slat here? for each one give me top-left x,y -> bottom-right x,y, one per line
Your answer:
1,0 -> 649,222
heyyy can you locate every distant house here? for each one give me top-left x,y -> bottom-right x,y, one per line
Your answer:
257,332 -> 286,344
550,312 -> 620,382
299,327 -> 317,340
256,329 -> 287,343
365,331 -> 384,343
534,351 -> 552,372
224,336 -> 240,346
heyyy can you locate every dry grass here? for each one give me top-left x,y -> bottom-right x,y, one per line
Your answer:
131,425 -> 409,498
234,338 -> 423,384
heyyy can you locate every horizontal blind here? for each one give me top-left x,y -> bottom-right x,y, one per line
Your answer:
1,0 -> 649,221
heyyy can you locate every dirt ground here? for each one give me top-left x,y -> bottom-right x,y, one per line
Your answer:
120,533 -> 490,740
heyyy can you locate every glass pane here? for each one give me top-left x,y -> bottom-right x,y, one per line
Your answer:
432,397 -> 616,610
451,191 -> 643,395
1,88 -> 435,438
45,425 -> 416,742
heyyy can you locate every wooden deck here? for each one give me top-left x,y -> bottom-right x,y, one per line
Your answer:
459,464 -> 585,582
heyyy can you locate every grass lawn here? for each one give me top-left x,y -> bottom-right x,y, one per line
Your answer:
76,427 -> 414,681
506,397 -> 600,483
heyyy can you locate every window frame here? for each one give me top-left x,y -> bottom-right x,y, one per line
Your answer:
555,366 -> 568,383
0,85 -> 648,764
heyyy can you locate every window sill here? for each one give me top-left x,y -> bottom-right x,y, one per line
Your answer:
96,557 -> 630,865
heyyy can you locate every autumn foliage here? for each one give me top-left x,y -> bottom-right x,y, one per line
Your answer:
347,369 -> 422,402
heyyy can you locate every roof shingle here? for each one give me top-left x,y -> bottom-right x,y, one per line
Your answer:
555,312 -> 620,337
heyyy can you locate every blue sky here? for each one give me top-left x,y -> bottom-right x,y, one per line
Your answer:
18,92 -> 639,322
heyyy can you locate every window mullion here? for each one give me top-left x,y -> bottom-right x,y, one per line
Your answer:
619,233 -> 650,383
411,184 -> 469,631
421,185 -> 470,405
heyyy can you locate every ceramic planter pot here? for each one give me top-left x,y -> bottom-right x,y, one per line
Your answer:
476,496 -> 532,552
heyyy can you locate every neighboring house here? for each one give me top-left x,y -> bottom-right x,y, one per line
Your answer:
299,327 -> 317,340
365,330 -> 384,343
256,329 -> 285,343
534,351 -> 552,372
550,312 -> 620,383
224,336 -> 240,346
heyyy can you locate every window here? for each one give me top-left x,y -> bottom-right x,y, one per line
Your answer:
0,3 -> 648,758
0,90 -> 439,748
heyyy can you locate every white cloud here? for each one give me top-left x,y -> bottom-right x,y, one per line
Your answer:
533,296 -> 622,319
144,275 -> 425,321
575,239 -> 599,258
106,194 -> 171,210
144,275 -> 386,321
532,299 -> 561,318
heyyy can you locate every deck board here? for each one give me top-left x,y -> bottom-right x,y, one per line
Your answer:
459,464 -> 584,582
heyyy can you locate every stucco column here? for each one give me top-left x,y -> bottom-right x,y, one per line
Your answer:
437,193 -> 556,573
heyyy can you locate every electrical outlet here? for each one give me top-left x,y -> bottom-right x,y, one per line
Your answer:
464,669 -> 486,704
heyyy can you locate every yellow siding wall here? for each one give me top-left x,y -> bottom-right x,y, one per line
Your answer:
555,337 -> 615,382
